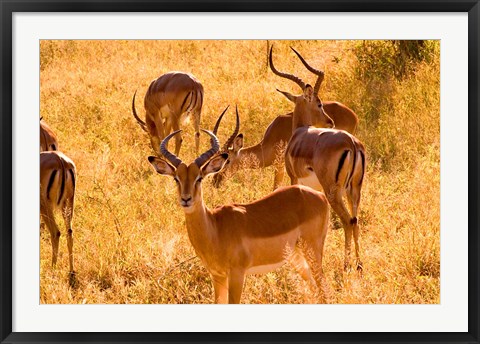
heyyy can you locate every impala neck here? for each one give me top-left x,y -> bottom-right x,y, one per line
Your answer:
237,144 -> 269,168
182,191 -> 216,258
292,107 -> 312,132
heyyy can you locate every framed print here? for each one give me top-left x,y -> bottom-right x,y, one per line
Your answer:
1,1 -> 479,343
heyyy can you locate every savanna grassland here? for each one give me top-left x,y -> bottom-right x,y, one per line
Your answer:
39,40 -> 440,304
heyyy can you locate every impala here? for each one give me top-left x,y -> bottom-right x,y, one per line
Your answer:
132,71 -> 204,156
40,117 -> 59,152
270,46 -> 366,271
40,151 -> 76,274
148,124 -> 330,304
212,100 -> 358,190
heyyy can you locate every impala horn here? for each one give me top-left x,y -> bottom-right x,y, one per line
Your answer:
290,47 -> 325,95
160,130 -> 183,168
212,105 -> 230,136
222,105 -> 240,151
194,130 -> 220,167
269,45 -> 306,90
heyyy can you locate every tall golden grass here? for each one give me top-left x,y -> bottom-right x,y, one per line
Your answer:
39,40 -> 439,304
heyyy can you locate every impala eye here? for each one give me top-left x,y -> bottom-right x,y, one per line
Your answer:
196,177 -> 203,184
173,177 -> 180,184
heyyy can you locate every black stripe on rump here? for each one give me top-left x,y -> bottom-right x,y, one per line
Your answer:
69,169 -> 76,191
358,151 -> 366,186
58,170 -> 65,205
198,89 -> 203,109
190,89 -> 197,112
180,91 -> 193,113
336,150 -> 350,183
346,147 -> 357,188
46,170 -> 57,201
57,158 -> 66,206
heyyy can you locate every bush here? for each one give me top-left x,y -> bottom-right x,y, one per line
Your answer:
354,40 -> 438,80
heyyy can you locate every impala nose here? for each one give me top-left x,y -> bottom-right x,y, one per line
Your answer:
322,110 -> 335,129
327,117 -> 335,128
212,173 -> 224,188
180,196 -> 192,207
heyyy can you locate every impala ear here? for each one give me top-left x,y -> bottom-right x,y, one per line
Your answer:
303,84 -> 314,102
201,153 -> 229,176
148,156 -> 176,176
233,134 -> 243,152
276,89 -> 297,103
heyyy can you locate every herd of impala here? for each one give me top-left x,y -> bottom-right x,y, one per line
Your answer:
40,45 -> 366,303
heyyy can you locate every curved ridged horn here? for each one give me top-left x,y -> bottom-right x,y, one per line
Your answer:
160,130 -> 183,168
223,105 -> 240,151
269,45 -> 306,90
194,130 -> 220,167
289,47 -> 325,95
132,90 -> 147,132
212,105 -> 230,136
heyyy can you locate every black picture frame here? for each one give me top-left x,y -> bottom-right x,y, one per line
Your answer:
1,1 -> 479,343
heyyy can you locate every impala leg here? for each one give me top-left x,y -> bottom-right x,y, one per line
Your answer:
291,248 -> 316,286
295,244 -> 327,303
228,269 -> 246,304
285,160 -> 297,186
211,274 -> 228,304
347,177 -> 363,271
162,116 -> 176,153
273,166 -> 285,190
302,222 -> 328,295
289,176 -> 298,185
327,188 -> 355,271
62,199 -> 75,274
41,204 -> 60,267
212,172 -> 224,188
48,221 -> 60,267
353,222 -> 362,271
170,118 -> 183,156
348,192 -> 363,270
51,231 -> 60,267
164,117 -> 173,139
148,111 -> 165,156
343,224 -> 354,272
193,111 -> 201,155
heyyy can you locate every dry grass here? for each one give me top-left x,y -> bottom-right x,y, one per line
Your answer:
39,40 -> 440,304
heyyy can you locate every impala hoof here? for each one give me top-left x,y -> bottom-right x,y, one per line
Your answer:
68,271 -> 78,288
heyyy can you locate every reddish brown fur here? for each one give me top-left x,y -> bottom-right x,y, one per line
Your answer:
133,72 -> 204,156
149,154 -> 330,304
40,151 -> 76,273
268,46 -> 366,270
213,101 -> 358,189
40,119 -> 59,152
285,112 -> 366,271
212,186 -> 326,238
